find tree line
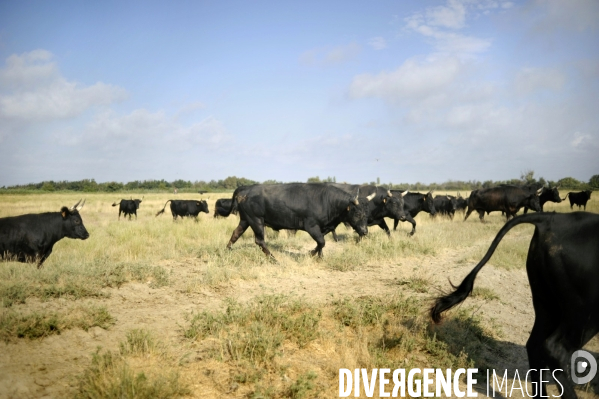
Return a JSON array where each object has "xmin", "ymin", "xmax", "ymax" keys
[{"xmin": 1, "ymin": 172, "xmax": 597, "ymax": 193}]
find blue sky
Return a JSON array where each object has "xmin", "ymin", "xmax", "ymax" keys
[{"xmin": 0, "ymin": 0, "xmax": 597, "ymax": 186}]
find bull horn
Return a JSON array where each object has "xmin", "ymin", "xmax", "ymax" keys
[
  {"xmin": 366, "ymin": 193, "xmax": 376, "ymax": 202},
  {"xmin": 70, "ymin": 199, "xmax": 84, "ymax": 211},
  {"xmin": 387, "ymin": 190, "xmax": 392, "ymax": 197},
  {"xmin": 353, "ymin": 189, "xmax": 360, "ymax": 205},
  {"xmin": 401, "ymin": 190, "xmax": 409, "ymax": 197},
  {"xmin": 536, "ymin": 188, "xmax": 543, "ymax": 196}
]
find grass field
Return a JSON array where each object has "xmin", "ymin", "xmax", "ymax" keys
[{"xmin": 0, "ymin": 191, "xmax": 597, "ymax": 398}]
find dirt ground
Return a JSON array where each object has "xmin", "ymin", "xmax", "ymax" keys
[{"xmin": 1, "ymin": 238, "xmax": 598, "ymax": 398}]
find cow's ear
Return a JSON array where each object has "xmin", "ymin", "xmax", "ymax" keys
[{"xmin": 61, "ymin": 207, "xmax": 69, "ymax": 219}]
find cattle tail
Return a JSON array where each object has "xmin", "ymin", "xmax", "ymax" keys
[{"xmin": 431, "ymin": 212, "xmax": 599, "ymax": 399}]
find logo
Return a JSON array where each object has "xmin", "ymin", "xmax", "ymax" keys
[{"xmin": 571, "ymin": 350, "xmax": 597, "ymax": 385}]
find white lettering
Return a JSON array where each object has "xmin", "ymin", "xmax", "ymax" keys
[
  {"xmin": 392, "ymin": 369, "xmax": 405, "ymax": 397},
  {"xmin": 437, "ymin": 369, "xmax": 452, "ymax": 397},
  {"xmin": 408, "ymin": 368, "xmax": 421, "ymax": 397},
  {"xmin": 492, "ymin": 369, "xmax": 508, "ymax": 397},
  {"xmin": 362, "ymin": 368, "xmax": 377, "ymax": 397},
  {"xmin": 510, "ymin": 369, "xmax": 524, "ymax": 397},
  {"xmin": 454, "ymin": 368, "xmax": 465, "ymax": 397},
  {"xmin": 339, "ymin": 369, "xmax": 352, "ymax": 397},
  {"xmin": 423, "ymin": 369, "xmax": 434, "ymax": 397},
  {"xmin": 525, "ymin": 369, "xmax": 538, "ymax": 397},
  {"xmin": 540, "ymin": 369, "xmax": 550, "ymax": 398},
  {"xmin": 467, "ymin": 368, "xmax": 478, "ymax": 397},
  {"xmin": 552, "ymin": 369, "xmax": 564, "ymax": 398},
  {"xmin": 379, "ymin": 368, "xmax": 390, "ymax": 397}
]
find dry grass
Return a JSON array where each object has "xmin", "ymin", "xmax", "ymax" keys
[{"xmin": 0, "ymin": 190, "xmax": 597, "ymax": 397}]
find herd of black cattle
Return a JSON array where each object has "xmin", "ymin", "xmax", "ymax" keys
[{"xmin": 0, "ymin": 183, "xmax": 596, "ymax": 398}]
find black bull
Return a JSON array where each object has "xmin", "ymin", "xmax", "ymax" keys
[
  {"xmin": 464, "ymin": 186, "xmax": 542, "ymax": 222},
  {"xmin": 225, "ymin": 183, "xmax": 369, "ymax": 259},
  {"xmin": 563, "ymin": 190, "xmax": 592, "ymax": 211},
  {"xmin": 431, "ymin": 212, "xmax": 599, "ymax": 399},
  {"xmin": 156, "ymin": 199, "xmax": 209, "ymax": 221},
  {"xmin": 0, "ymin": 200, "xmax": 89, "ymax": 268},
  {"xmin": 112, "ymin": 198, "xmax": 142, "ymax": 220}
]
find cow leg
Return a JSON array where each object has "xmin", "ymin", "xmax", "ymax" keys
[
  {"xmin": 526, "ymin": 307, "xmax": 557, "ymax": 398},
  {"xmin": 377, "ymin": 219, "xmax": 391, "ymax": 236},
  {"xmin": 404, "ymin": 214, "xmax": 416, "ymax": 236},
  {"xmin": 304, "ymin": 224, "xmax": 325, "ymax": 257},
  {"xmin": 248, "ymin": 219, "xmax": 274, "ymax": 259},
  {"xmin": 227, "ymin": 220, "xmax": 250, "ymax": 249},
  {"xmin": 477, "ymin": 210, "xmax": 485, "ymax": 222},
  {"xmin": 464, "ymin": 206, "xmax": 473, "ymax": 221},
  {"xmin": 524, "ymin": 206, "xmax": 529, "ymax": 214},
  {"xmin": 331, "ymin": 229, "xmax": 339, "ymax": 242},
  {"xmin": 393, "ymin": 218, "xmax": 399, "ymax": 231},
  {"xmin": 544, "ymin": 321, "xmax": 597, "ymax": 399}
]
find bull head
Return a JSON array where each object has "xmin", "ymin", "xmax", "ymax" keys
[{"xmin": 70, "ymin": 199, "xmax": 85, "ymax": 212}]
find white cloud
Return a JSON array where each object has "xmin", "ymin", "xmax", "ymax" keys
[
  {"xmin": 349, "ymin": 56, "xmax": 463, "ymax": 104},
  {"xmin": 533, "ymin": 0, "xmax": 599, "ymax": 32},
  {"xmin": 425, "ymin": 0, "xmax": 467, "ymax": 29},
  {"xmin": 0, "ymin": 50, "xmax": 128, "ymax": 122},
  {"xmin": 368, "ymin": 37, "xmax": 387, "ymax": 50},
  {"xmin": 514, "ymin": 67, "xmax": 566, "ymax": 94},
  {"xmin": 571, "ymin": 132, "xmax": 592, "ymax": 148}
]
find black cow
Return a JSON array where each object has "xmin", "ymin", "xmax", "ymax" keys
[
  {"xmin": 112, "ymin": 197, "xmax": 143, "ymax": 220},
  {"xmin": 464, "ymin": 186, "xmax": 542, "ymax": 222},
  {"xmin": 563, "ymin": 190, "xmax": 592, "ymax": 211},
  {"xmin": 433, "ymin": 195, "xmax": 459, "ymax": 220},
  {"xmin": 454, "ymin": 192, "xmax": 468, "ymax": 214},
  {"xmin": 431, "ymin": 212, "xmax": 599, "ymax": 399},
  {"xmin": 156, "ymin": 199, "xmax": 209, "ymax": 221},
  {"xmin": 214, "ymin": 198, "xmax": 234, "ymax": 218},
  {"xmin": 225, "ymin": 183, "xmax": 369, "ymax": 259},
  {"xmin": 524, "ymin": 186, "xmax": 562, "ymax": 214},
  {"xmin": 391, "ymin": 190, "xmax": 435, "ymax": 236},
  {"xmin": 327, "ymin": 184, "xmax": 406, "ymax": 237},
  {"xmin": 0, "ymin": 200, "xmax": 89, "ymax": 268}
]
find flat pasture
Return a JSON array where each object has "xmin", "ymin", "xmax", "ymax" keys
[{"xmin": 0, "ymin": 192, "xmax": 597, "ymax": 398}]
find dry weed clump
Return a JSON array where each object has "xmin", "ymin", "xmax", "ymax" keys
[{"xmin": 73, "ymin": 329, "xmax": 190, "ymax": 399}]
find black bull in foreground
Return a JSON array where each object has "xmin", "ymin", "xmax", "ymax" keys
[
  {"xmin": 0, "ymin": 200, "xmax": 89, "ymax": 268},
  {"xmin": 431, "ymin": 212, "xmax": 599, "ymax": 399},
  {"xmin": 156, "ymin": 199, "xmax": 209, "ymax": 221},
  {"xmin": 225, "ymin": 183, "xmax": 370, "ymax": 259}
]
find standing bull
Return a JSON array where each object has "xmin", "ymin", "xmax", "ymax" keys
[
  {"xmin": 523, "ymin": 186, "xmax": 562, "ymax": 214},
  {"xmin": 0, "ymin": 200, "xmax": 89, "ymax": 268},
  {"xmin": 225, "ymin": 183, "xmax": 369, "ymax": 259},
  {"xmin": 214, "ymin": 198, "xmax": 235, "ymax": 218},
  {"xmin": 431, "ymin": 212, "xmax": 599, "ymax": 399},
  {"xmin": 563, "ymin": 190, "xmax": 592, "ymax": 211},
  {"xmin": 156, "ymin": 199, "xmax": 209, "ymax": 221},
  {"xmin": 112, "ymin": 197, "xmax": 143, "ymax": 220},
  {"xmin": 464, "ymin": 186, "xmax": 542, "ymax": 222}
]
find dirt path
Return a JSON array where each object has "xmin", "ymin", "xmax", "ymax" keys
[{"xmin": 1, "ymin": 246, "xmax": 597, "ymax": 398}]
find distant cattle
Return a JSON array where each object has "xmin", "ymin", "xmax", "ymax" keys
[
  {"xmin": 112, "ymin": 198, "xmax": 143, "ymax": 220},
  {"xmin": 433, "ymin": 195, "xmax": 458, "ymax": 220},
  {"xmin": 464, "ymin": 186, "xmax": 542, "ymax": 222},
  {"xmin": 431, "ymin": 212, "xmax": 599, "ymax": 399},
  {"xmin": 0, "ymin": 200, "xmax": 89, "ymax": 268},
  {"xmin": 523, "ymin": 186, "xmax": 562, "ymax": 214},
  {"xmin": 454, "ymin": 192, "xmax": 468, "ymax": 214},
  {"xmin": 156, "ymin": 199, "xmax": 209, "ymax": 221},
  {"xmin": 225, "ymin": 183, "xmax": 370, "ymax": 259},
  {"xmin": 214, "ymin": 198, "xmax": 235, "ymax": 218},
  {"xmin": 391, "ymin": 190, "xmax": 435, "ymax": 236},
  {"xmin": 563, "ymin": 190, "xmax": 592, "ymax": 211}
]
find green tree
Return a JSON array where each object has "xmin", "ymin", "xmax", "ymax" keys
[
  {"xmin": 307, "ymin": 176, "xmax": 321, "ymax": 183},
  {"xmin": 589, "ymin": 175, "xmax": 599, "ymax": 189}
]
